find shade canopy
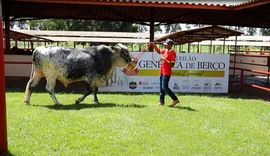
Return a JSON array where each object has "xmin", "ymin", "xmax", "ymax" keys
[
  {"xmin": 155, "ymin": 25, "xmax": 244, "ymax": 44},
  {"xmin": 3, "ymin": 28, "xmax": 54, "ymax": 42},
  {"xmin": 3, "ymin": 0, "xmax": 270, "ymax": 28}
]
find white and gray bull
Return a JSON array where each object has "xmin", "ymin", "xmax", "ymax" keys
[{"xmin": 23, "ymin": 43, "xmax": 133, "ymax": 105}]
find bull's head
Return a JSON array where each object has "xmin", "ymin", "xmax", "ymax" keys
[{"xmin": 112, "ymin": 43, "xmax": 133, "ymax": 66}]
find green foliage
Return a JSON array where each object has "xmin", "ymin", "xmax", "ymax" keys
[
  {"xmin": 164, "ymin": 23, "xmax": 182, "ymax": 33},
  {"xmin": 260, "ymin": 28, "xmax": 270, "ymax": 36},
  {"xmin": 5, "ymin": 91, "xmax": 270, "ymax": 155},
  {"xmin": 154, "ymin": 25, "xmax": 162, "ymax": 33},
  {"xmin": 246, "ymin": 27, "xmax": 257, "ymax": 36},
  {"xmin": 10, "ymin": 20, "xmax": 29, "ymax": 29},
  {"xmin": 28, "ymin": 19, "xmax": 141, "ymax": 32}
]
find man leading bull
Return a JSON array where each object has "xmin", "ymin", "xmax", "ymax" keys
[{"xmin": 148, "ymin": 39, "xmax": 180, "ymax": 107}]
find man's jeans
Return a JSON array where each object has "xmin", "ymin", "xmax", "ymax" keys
[{"xmin": 160, "ymin": 74, "xmax": 178, "ymax": 104}]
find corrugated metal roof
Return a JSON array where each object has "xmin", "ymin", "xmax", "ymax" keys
[
  {"xmin": 5, "ymin": 0, "xmax": 270, "ymax": 28},
  {"xmin": 133, "ymin": 0, "xmax": 253, "ymax": 6}
]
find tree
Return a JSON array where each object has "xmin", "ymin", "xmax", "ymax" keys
[
  {"xmin": 25, "ymin": 19, "xmax": 144, "ymax": 46},
  {"xmin": 185, "ymin": 24, "xmax": 192, "ymax": 30},
  {"xmin": 136, "ymin": 24, "xmax": 148, "ymax": 33},
  {"xmin": 260, "ymin": 28, "xmax": 270, "ymax": 36},
  {"xmin": 9, "ymin": 19, "xmax": 28, "ymax": 29},
  {"xmin": 260, "ymin": 28, "xmax": 270, "ymax": 50},
  {"xmin": 28, "ymin": 19, "xmax": 140, "ymax": 32},
  {"xmin": 246, "ymin": 27, "xmax": 257, "ymax": 36},
  {"xmin": 154, "ymin": 25, "xmax": 162, "ymax": 33},
  {"xmin": 164, "ymin": 23, "xmax": 182, "ymax": 33}
]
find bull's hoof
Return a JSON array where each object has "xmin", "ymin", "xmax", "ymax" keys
[
  {"xmin": 23, "ymin": 100, "xmax": 30, "ymax": 105},
  {"xmin": 75, "ymin": 99, "xmax": 81, "ymax": 105},
  {"xmin": 93, "ymin": 100, "xmax": 99, "ymax": 104}
]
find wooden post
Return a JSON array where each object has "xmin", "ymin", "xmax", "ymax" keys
[
  {"xmin": 197, "ymin": 42, "xmax": 199, "ymax": 53},
  {"xmin": 223, "ymin": 38, "xmax": 225, "ymax": 54},
  {"xmin": 3, "ymin": 0, "xmax": 10, "ymax": 54},
  {"xmin": 233, "ymin": 36, "xmax": 238, "ymax": 77},
  {"xmin": 267, "ymin": 57, "xmax": 270, "ymax": 84},
  {"xmin": 0, "ymin": 0, "xmax": 8, "ymax": 153},
  {"xmin": 210, "ymin": 40, "xmax": 212, "ymax": 53},
  {"xmin": 149, "ymin": 8, "xmax": 155, "ymax": 52},
  {"xmin": 240, "ymin": 69, "xmax": 244, "ymax": 93},
  {"xmin": 4, "ymin": 21, "xmax": 10, "ymax": 54},
  {"xmin": 30, "ymin": 41, "xmax": 33, "ymax": 50}
]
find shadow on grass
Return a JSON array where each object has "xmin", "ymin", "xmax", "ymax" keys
[
  {"xmin": 172, "ymin": 105, "xmax": 198, "ymax": 112},
  {"xmin": 6, "ymin": 87, "xmax": 270, "ymax": 102},
  {"xmin": 0, "ymin": 151, "xmax": 15, "ymax": 156},
  {"xmin": 6, "ymin": 77, "xmax": 270, "ymax": 102},
  {"xmin": 32, "ymin": 103, "xmax": 146, "ymax": 110}
]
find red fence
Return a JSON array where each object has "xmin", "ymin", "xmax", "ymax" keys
[
  {"xmin": 229, "ymin": 50, "xmax": 270, "ymax": 55},
  {"xmin": 230, "ymin": 67, "xmax": 270, "ymax": 93},
  {"xmin": 229, "ymin": 51, "xmax": 270, "ymax": 93}
]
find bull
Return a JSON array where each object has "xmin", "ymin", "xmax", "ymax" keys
[{"xmin": 23, "ymin": 43, "xmax": 133, "ymax": 105}]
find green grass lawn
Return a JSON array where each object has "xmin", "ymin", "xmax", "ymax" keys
[{"xmin": 3, "ymin": 91, "xmax": 270, "ymax": 156}]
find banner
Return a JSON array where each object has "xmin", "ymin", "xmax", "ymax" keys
[{"xmin": 99, "ymin": 52, "xmax": 230, "ymax": 93}]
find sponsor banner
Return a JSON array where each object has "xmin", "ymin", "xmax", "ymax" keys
[
  {"xmin": 137, "ymin": 69, "xmax": 224, "ymax": 77},
  {"xmin": 99, "ymin": 52, "xmax": 230, "ymax": 93}
]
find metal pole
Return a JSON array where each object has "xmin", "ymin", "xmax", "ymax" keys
[
  {"xmin": 233, "ymin": 36, "xmax": 238, "ymax": 77},
  {"xmin": 267, "ymin": 57, "xmax": 270, "ymax": 84},
  {"xmin": 3, "ymin": 0, "xmax": 10, "ymax": 54},
  {"xmin": 223, "ymin": 38, "xmax": 225, "ymax": 54},
  {"xmin": 4, "ymin": 22, "xmax": 10, "ymax": 54},
  {"xmin": 197, "ymin": 42, "xmax": 199, "ymax": 53},
  {"xmin": 210, "ymin": 40, "xmax": 212, "ymax": 53},
  {"xmin": 240, "ymin": 69, "xmax": 243, "ymax": 93},
  {"xmin": 149, "ymin": 8, "xmax": 155, "ymax": 52},
  {"xmin": 0, "ymin": 0, "xmax": 8, "ymax": 153}
]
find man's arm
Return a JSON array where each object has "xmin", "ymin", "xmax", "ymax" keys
[
  {"xmin": 161, "ymin": 56, "xmax": 175, "ymax": 67},
  {"xmin": 147, "ymin": 42, "xmax": 161, "ymax": 54}
]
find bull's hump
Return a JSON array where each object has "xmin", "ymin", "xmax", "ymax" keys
[{"xmin": 97, "ymin": 45, "xmax": 109, "ymax": 51}]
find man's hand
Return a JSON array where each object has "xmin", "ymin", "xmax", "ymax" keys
[
  {"xmin": 147, "ymin": 42, "xmax": 160, "ymax": 54},
  {"xmin": 147, "ymin": 42, "xmax": 153, "ymax": 48},
  {"xmin": 161, "ymin": 56, "xmax": 175, "ymax": 67},
  {"xmin": 160, "ymin": 56, "xmax": 166, "ymax": 61}
]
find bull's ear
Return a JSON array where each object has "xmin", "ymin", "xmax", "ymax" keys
[
  {"xmin": 111, "ymin": 44, "xmax": 121, "ymax": 53},
  {"xmin": 111, "ymin": 46, "xmax": 116, "ymax": 52}
]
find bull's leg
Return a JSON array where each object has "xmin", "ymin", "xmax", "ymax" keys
[
  {"xmin": 93, "ymin": 86, "xmax": 99, "ymax": 103},
  {"xmin": 75, "ymin": 84, "xmax": 92, "ymax": 104},
  {"xmin": 23, "ymin": 70, "xmax": 42, "ymax": 105},
  {"xmin": 45, "ymin": 78, "xmax": 61, "ymax": 105}
]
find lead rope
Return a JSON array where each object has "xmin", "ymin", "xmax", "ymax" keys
[
  {"xmin": 152, "ymin": 50, "xmax": 161, "ymax": 62},
  {"xmin": 151, "ymin": 45, "xmax": 162, "ymax": 62},
  {"xmin": 131, "ymin": 45, "xmax": 161, "ymax": 62},
  {"xmin": 135, "ymin": 46, "xmax": 147, "ymax": 60}
]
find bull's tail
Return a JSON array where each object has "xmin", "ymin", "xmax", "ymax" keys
[
  {"xmin": 23, "ymin": 49, "xmax": 41, "ymax": 104},
  {"xmin": 28, "ymin": 63, "xmax": 35, "ymax": 80},
  {"xmin": 28, "ymin": 49, "xmax": 38, "ymax": 81}
]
